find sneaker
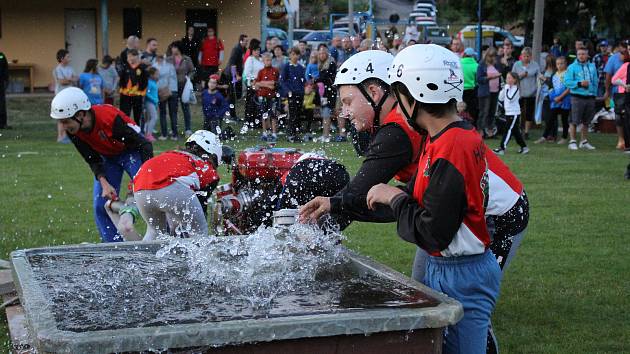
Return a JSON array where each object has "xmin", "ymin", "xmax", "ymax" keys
[
  {"xmin": 557, "ymin": 138, "xmax": 567, "ymax": 145},
  {"xmin": 145, "ymin": 134, "xmax": 156, "ymax": 142},
  {"xmin": 534, "ymin": 137, "xmax": 547, "ymax": 144},
  {"xmin": 334, "ymin": 135, "xmax": 348, "ymax": 142},
  {"xmin": 568, "ymin": 140, "xmax": 578, "ymax": 150},
  {"xmin": 492, "ymin": 148, "xmax": 505, "ymax": 155},
  {"xmin": 185, "ymin": 130, "xmax": 193, "ymax": 138},
  {"xmin": 624, "ymin": 148, "xmax": 630, "ymax": 155},
  {"xmin": 170, "ymin": 136, "xmax": 178, "ymax": 141},
  {"xmin": 260, "ymin": 134, "xmax": 268, "ymax": 142},
  {"xmin": 518, "ymin": 147, "xmax": 530, "ymax": 154},
  {"xmin": 57, "ymin": 136, "xmax": 71, "ymax": 144},
  {"xmin": 269, "ymin": 134, "xmax": 277, "ymax": 143},
  {"xmin": 579, "ymin": 140, "xmax": 596, "ymax": 150},
  {"xmin": 158, "ymin": 136, "xmax": 168, "ymax": 141},
  {"xmin": 318, "ymin": 135, "xmax": 331, "ymax": 143}
]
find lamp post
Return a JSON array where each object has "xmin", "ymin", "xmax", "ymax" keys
[{"xmin": 477, "ymin": 0, "xmax": 482, "ymax": 61}]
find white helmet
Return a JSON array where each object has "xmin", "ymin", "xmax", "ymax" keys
[
  {"xmin": 333, "ymin": 50, "xmax": 394, "ymax": 87},
  {"xmin": 186, "ymin": 130, "xmax": 222, "ymax": 163},
  {"xmin": 388, "ymin": 44, "xmax": 464, "ymax": 104},
  {"xmin": 50, "ymin": 87, "xmax": 91, "ymax": 119}
]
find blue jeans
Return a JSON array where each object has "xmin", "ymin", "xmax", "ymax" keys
[
  {"xmin": 93, "ymin": 151, "xmax": 143, "ymax": 242},
  {"xmin": 424, "ymin": 250, "xmax": 501, "ymax": 354}
]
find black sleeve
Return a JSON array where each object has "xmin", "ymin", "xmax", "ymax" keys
[
  {"xmin": 197, "ymin": 180, "xmax": 219, "ymax": 216},
  {"xmin": 111, "ymin": 116, "xmax": 154, "ymax": 162},
  {"xmin": 329, "ymin": 124, "xmax": 413, "ymax": 222},
  {"xmin": 69, "ymin": 134, "xmax": 106, "ymax": 180},
  {"xmin": 390, "ymin": 158, "xmax": 467, "ymax": 253}
]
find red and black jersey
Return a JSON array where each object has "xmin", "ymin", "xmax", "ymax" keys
[
  {"xmin": 391, "ymin": 120, "xmax": 491, "ymax": 257},
  {"xmin": 133, "ymin": 150, "xmax": 219, "ymax": 192},
  {"xmin": 381, "ymin": 110, "xmax": 424, "ymax": 183},
  {"xmin": 485, "ymin": 147, "xmax": 523, "ymax": 216},
  {"xmin": 69, "ymin": 104, "xmax": 153, "ymax": 179}
]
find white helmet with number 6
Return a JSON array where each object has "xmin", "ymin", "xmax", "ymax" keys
[
  {"xmin": 186, "ymin": 130, "xmax": 223, "ymax": 163},
  {"xmin": 50, "ymin": 87, "xmax": 92, "ymax": 119},
  {"xmin": 387, "ymin": 44, "xmax": 464, "ymax": 104}
]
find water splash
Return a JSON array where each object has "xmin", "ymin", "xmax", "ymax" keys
[{"xmin": 156, "ymin": 224, "xmax": 345, "ymax": 308}]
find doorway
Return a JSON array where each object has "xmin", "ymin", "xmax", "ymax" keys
[
  {"xmin": 65, "ymin": 9, "xmax": 97, "ymax": 75},
  {"xmin": 185, "ymin": 9, "xmax": 218, "ymax": 41}
]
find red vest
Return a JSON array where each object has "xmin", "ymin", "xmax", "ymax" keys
[
  {"xmin": 413, "ymin": 124, "xmax": 491, "ymax": 257},
  {"xmin": 382, "ymin": 109, "xmax": 424, "ymax": 183},
  {"xmin": 74, "ymin": 105, "xmax": 138, "ymax": 157},
  {"xmin": 133, "ymin": 150, "xmax": 219, "ymax": 192}
]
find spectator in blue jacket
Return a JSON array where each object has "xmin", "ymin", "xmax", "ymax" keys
[
  {"xmin": 280, "ymin": 47, "xmax": 306, "ymax": 142},
  {"xmin": 202, "ymin": 74, "xmax": 228, "ymax": 135},
  {"xmin": 564, "ymin": 48, "xmax": 598, "ymax": 150}
]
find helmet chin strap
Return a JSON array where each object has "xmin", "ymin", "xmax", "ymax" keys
[
  {"xmin": 356, "ymin": 84, "xmax": 390, "ymax": 132},
  {"xmin": 393, "ymin": 90, "xmax": 424, "ymax": 133}
]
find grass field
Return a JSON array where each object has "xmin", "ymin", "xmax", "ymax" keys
[{"xmin": 1, "ymin": 96, "xmax": 629, "ymax": 353}]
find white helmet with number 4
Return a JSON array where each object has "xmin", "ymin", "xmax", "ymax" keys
[
  {"xmin": 387, "ymin": 44, "xmax": 464, "ymax": 104},
  {"xmin": 186, "ymin": 130, "xmax": 223, "ymax": 163},
  {"xmin": 50, "ymin": 87, "xmax": 92, "ymax": 119},
  {"xmin": 334, "ymin": 50, "xmax": 394, "ymax": 87}
]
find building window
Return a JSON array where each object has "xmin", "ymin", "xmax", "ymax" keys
[{"xmin": 123, "ymin": 8, "xmax": 142, "ymax": 38}]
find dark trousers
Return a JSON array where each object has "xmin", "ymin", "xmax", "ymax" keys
[
  {"xmin": 500, "ymin": 114, "xmax": 527, "ymax": 149},
  {"xmin": 478, "ymin": 92, "xmax": 499, "ymax": 133},
  {"xmin": 159, "ymin": 92, "xmax": 179, "ymax": 137},
  {"xmin": 303, "ymin": 108, "xmax": 316, "ymax": 132},
  {"xmin": 463, "ymin": 88, "xmax": 478, "ymax": 124},
  {"xmin": 520, "ymin": 96, "xmax": 536, "ymax": 123},
  {"xmin": 244, "ymin": 87, "xmax": 259, "ymax": 128},
  {"xmin": 541, "ymin": 100, "xmax": 554, "ymax": 139},
  {"xmin": 0, "ymin": 81, "xmax": 7, "ymax": 128},
  {"xmin": 120, "ymin": 95, "xmax": 144, "ymax": 128},
  {"xmin": 548, "ymin": 108, "xmax": 570, "ymax": 140},
  {"xmin": 287, "ymin": 95, "xmax": 303, "ymax": 137},
  {"xmin": 203, "ymin": 118, "xmax": 221, "ymax": 135}
]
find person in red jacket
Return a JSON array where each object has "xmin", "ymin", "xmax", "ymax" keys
[
  {"xmin": 198, "ymin": 27, "xmax": 224, "ymax": 87},
  {"xmin": 367, "ymin": 44, "xmax": 501, "ymax": 354},
  {"xmin": 50, "ymin": 87, "xmax": 153, "ymax": 242},
  {"xmin": 133, "ymin": 130, "xmax": 222, "ymax": 239}
]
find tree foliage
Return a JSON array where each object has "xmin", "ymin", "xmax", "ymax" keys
[{"xmin": 438, "ymin": 0, "xmax": 630, "ymax": 45}]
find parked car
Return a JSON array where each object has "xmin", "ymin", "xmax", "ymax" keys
[
  {"xmin": 291, "ymin": 28, "xmax": 313, "ymax": 46},
  {"xmin": 425, "ymin": 26, "xmax": 450, "ymax": 46},
  {"xmin": 266, "ymin": 27, "xmax": 289, "ymax": 50},
  {"xmin": 457, "ymin": 25, "xmax": 524, "ymax": 51},
  {"xmin": 302, "ymin": 30, "xmax": 350, "ymax": 50}
]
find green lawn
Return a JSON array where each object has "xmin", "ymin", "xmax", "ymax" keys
[{"xmin": 1, "ymin": 96, "xmax": 629, "ymax": 353}]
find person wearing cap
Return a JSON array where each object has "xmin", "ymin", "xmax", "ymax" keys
[
  {"xmin": 50, "ymin": 87, "xmax": 154, "ymax": 242},
  {"xmin": 593, "ymin": 40, "xmax": 610, "ymax": 101},
  {"xmin": 133, "ymin": 130, "xmax": 222, "ymax": 240},
  {"xmin": 202, "ymin": 74, "xmax": 228, "ymax": 135},
  {"xmin": 299, "ymin": 50, "xmax": 421, "ymax": 224},
  {"xmin": 461, "ymin": 47, "xmax": 479, "ymax": 124},
  {"xmin": 365, "ymin": 44, "xmax": 502, "ymax": 354}
]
